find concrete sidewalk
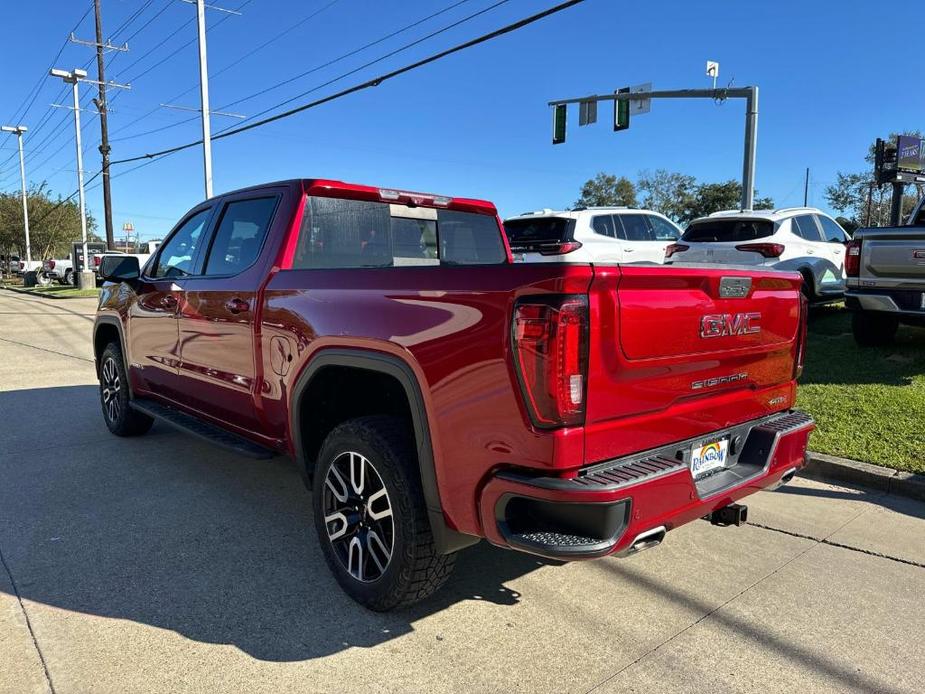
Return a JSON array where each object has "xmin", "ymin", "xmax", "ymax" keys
[{"xmin": 1, "ymin": 291, "xmax": 923, "ymax": 694}]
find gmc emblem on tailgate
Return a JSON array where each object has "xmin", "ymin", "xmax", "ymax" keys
[{"xmin": 700, "ymin": 312, "xmax": 761, "ymax": 338}]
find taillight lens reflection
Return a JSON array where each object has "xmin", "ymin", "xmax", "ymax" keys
[{"xmin": 512, "ymin": 296, "xmax": 589, "ymax": 428}]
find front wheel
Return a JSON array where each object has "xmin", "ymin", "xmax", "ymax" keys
[
  {"xmin": 99, "ymin": 342, "xmax": 153, "ymax": 436},
  {"xmin": 313, "ymin": 415, "xmax": 455, "ymax": 611}
]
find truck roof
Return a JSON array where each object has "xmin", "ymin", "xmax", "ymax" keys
[{"xmin": 212, "ymin": 178, "xmax": 498, "ymax": 216}]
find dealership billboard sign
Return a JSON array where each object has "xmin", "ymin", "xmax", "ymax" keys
[{"xmin": 897, "ymin": 135, "xmax": 925, "ymax": 173}]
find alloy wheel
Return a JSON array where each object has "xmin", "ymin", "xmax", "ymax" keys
[
  {"xmin": 101, "ymin": 356, "xmax": 122, "ymax": 424},
  {"xmin": 322, "ymin": 451, "xmax": 395, "ymax": 582}
]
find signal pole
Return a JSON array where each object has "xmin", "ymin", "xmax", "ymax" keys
[
  {"xmin": 549, "ymin": 87, "xmax": 760, "ymax": 211},
  {"xmin": 803, "ymin": 168, "xmax": 810, "ymax": 207}
]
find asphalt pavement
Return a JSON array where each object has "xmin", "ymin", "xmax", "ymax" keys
[{"xmin": 1, "ymin": 290, "xmax": 923, "ymax": 694}]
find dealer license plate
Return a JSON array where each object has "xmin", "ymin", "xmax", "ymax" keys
[{"xmin": 690, "ymin": 439, "xmax": 729, "ymax": 479}]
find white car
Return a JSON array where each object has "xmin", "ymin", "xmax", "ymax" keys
[
  {"xmin": 665, "ymin": 207, "xmax": 849, "ymax": 301},
  {"xmin": 503, "ymin": 207, "xmax": 682, "ymax": 264}
]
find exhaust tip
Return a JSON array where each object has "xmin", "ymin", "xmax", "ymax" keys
[{"xmin": 626, "ymin": 526, "xmax": 667, "ymax": 555}]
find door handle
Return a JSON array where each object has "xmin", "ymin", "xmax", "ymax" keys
[{"xmin": 225, "ymin": 297, "xmax": 250, "ymax": 314}]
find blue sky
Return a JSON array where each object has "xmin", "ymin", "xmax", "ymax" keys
[{"xmin": 1, "ymin": 0, "xmax": 923, "ymax": 242}]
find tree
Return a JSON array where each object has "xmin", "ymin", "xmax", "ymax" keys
[
  {"xmin": 575, "ymin": 172, "xmax": 637, "ymax": 208},
  {"xmin": 682, "ymin": 180, "xmax": 774, "ymax": 221},
  {"xmin": 825, "ymin": 131, "xmax": 924, "ymax": 226},
  {"xmin": 637, "ymin": 170, "xmax": 773, "ymax": 224},
  {"xmin": 637, "ymin": 169, "xmax": 696, "ymax": 222},
  {"xmin": 0, "ymin": 183, "xmax": 97, "ymax": 261}
]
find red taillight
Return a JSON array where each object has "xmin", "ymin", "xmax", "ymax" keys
[
  {"xmin": 512, "ymin": 296, "xmax": 589, "ymax": 428},
  {"xmin": 93, "ymin": 255, "xmax": 102, "ymax": 267},
  {"xmin": 845, "ymin": 239, "xmax": 862, "ymax": 277},
  {"xmin": 665, "ymin": 243, "xmax": 689, "ymax": 258},
  {"xmin": 537, "ymin": 241, "xmax": 582, "ymax": 256},
  {"xmin": 19, "ymin": 262, "xmax": 24, "ymax": 270},
  {"xmin": 794, "ymin": 291, "xmax": 808, "ymax": 379},
  {"xmin": 735, "ymin": 243, "xmax": 785, "ymax": 258},
  {"xmin": 47, "ymin": 260, "xmax": 56, "ymax": 269}
]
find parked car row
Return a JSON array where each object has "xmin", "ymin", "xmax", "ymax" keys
[
  {"xmin": 92, "ymin": 178, "xmax": 815, "ymax": 611},
  {"xmin": 504, "ymin": 205, "xmax": 851, "ymax": 304}
]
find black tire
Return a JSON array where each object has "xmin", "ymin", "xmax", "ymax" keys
[
  {"xmin": 312, "ymin": 415, "xmax": 455, "ymax": 611},
  {"xmin": 64, "ymin": 269, "xmax": 73, "ymax": 286},
  {"xmin": 800, "ymin": 273, "xmax": 815, "ymax": 304},
  {"xmin": 99, "ymin": 342, "xmax": 154, "ymax": 436},
  {"xmin": 852, "ymin": 311, "xmax": 899, "ymax": 347}
]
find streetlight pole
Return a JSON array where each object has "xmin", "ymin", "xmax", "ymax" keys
[
  {"xmin": 50, "ymin": 67, "xmax": 94, "ymax": 290},
  {"xmin": 1, "ymin": 125, "xmax": 31, "ymax": 267}
]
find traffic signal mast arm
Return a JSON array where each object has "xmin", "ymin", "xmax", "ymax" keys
[{"xmin": 548, "ymin": 86, "xmax": 759, "ymax": 211}]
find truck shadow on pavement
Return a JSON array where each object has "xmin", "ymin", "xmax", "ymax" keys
[{"xmin": 0, "ymin": 385, "xmax": 555, "ymax": 662}]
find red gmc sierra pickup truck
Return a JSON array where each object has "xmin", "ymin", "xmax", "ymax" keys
[{"xmin": 94, "ymin": 179, "xmax": 814, "ymax": 610}]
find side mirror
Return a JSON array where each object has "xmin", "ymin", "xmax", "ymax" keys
[{"xmin": 99, "ymin": 254, "xmax": 140, "ymax": 282}]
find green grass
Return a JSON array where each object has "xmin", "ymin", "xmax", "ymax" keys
[{"xmin": 797, "ymin": 304, "xmax": 925, "ymax": 473}]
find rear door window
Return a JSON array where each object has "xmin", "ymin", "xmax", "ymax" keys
[
  {"xmin": 682, "ymin": 219, "xmax": 775, "ymax": 242},
  {"xmin": 619, "ymin": 214, "xmax": 654, "ymax": 241},
  {"xmin": 203, "ymin": 197, "xmax": 278, "ymax": 276},
  {"xmin": 504, "ymin": 217, "xmax": 575, "ymax": 249},
  {"xmin": 294, "ymin": 196, "xmax": 506, "ymax": 268},
  {"xmin": 792, "ymin": 215, "xmax": 823, "ymax": 241}
]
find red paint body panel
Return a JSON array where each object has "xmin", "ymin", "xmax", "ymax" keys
[{"xmin": 96, "ymin": 178, "xmax": 811, "ymax": 555}]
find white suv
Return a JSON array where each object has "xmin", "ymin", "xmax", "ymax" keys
[
  {"xmin": 665, "ymin": 207, "xmax": 849, "ymax": 301},
  {"xmin": 503, "ymin": 207, "xmax": 682, "ymax": 265}
]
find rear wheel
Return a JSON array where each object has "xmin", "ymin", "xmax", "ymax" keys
[
  {"xmin": 99, "ymin": 342, "xmax": 153, "ymax": 436},
  {"xmin": 64, "ymin": 269, "xmax": 73, "ymax": 286},
  {"xmin": 852, "ymin": 311, "xmax": 899, "ymax": 347},
  {"xmin": 36, "ymin": 272, "xmax": 52, "ymax": 287},
  {"xmin": 313, "ymin": 415, "xmax": 455, "ymax": 611}
]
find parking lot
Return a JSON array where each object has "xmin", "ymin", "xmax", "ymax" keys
[{"xmin": 1, "ymin": 289, "xmax": 923, "ymax": 694}]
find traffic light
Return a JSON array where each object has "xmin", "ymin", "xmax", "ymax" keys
[
  {"xmin": 614, "ymin": 87, "xmax": 630, "ymax": 131},
  {"xmin": 552, "ymin": 103, "xmax": 567, "ymax": 145}
]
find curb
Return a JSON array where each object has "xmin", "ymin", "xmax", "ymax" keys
[
  {"xmin": 801, "ymin": 451, "xmax": 925, "ymax": 502},
  {"xmin": 0, "ymin": 285, "xmax": 97, "ymax": 300}
]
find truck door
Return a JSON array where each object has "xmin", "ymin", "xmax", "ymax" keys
[
  {"xmin": 175, "ymin": 190, "xmax": 284, "ymax": 433},
  {"xmin": 129, "ymin": 206, "xmax": 213, "ymax": 399}
]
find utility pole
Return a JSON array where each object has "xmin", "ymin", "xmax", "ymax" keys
[
  {"xmin": 196, "ymin": 0, "xmax": 213, "ymax": 199},
  {"xmin": 1, "ymin": 126, "xmax": 31, "ymax": 267},
  {"xmin": 70, "ymin": 1, "xmax": 128, "ymax": 251},
  {"xmin": 803, "ymin": 168, "xmax": 810, "ymax": 207},
  {"xmin": 94, "ymin": 0, "xmax": 114, "ymax": 250},
  {"xmin": 176, "ymin": 0, "xmax": 240, "ymax": 199}
]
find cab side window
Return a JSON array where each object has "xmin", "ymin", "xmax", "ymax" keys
[
  {"xmin": 152, "ymin": 209, "xmax": 211, "ymax": 278},
  {"xmin": 792, "ymin": 215, "xmax": 822, "ymax": 241},
  {"xmin": 204, "ymin": 197, "xmax": 278, "ymax": 276}
]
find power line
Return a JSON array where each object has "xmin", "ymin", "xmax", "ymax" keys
[
  {"xmin": 110, "ymin": 0, "xmax": 587, "ymax": 166},
  {"xmin": 109, "ymin": 0, "xmax": 490, "ymax": 141}
]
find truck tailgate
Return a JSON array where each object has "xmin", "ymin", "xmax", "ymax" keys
[
  {"xmin": 584, "ymin": 265, "xmax": 802, "ymax": 463},
  {"xmin": 862, "ymin": 230, "xmax": 925, "ymax": 285}
]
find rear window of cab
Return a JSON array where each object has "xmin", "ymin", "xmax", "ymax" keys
[
  {"xmin": 682, "ymin": 218, "xmax": 775, "ymax": 242},
  {"xmin": 293, "ymin": 196, "xmax": 507, "ymax": 268},
  {"xmin": 503, "ymin": 217, "xmax": 575, "ymax": 249}
]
